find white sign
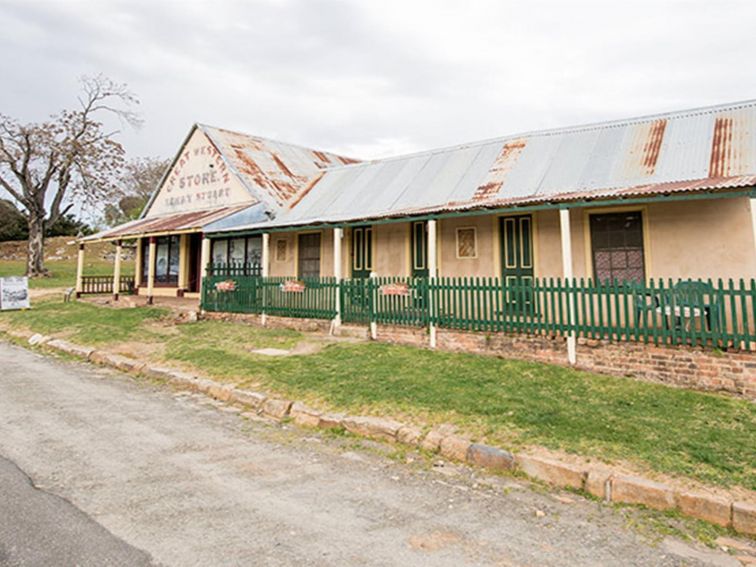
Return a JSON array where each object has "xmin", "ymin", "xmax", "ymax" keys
[{"xmin": 0, "ymin": 277, "xmax": 30, "ymax": 310}]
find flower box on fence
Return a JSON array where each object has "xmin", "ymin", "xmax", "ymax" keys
[
  {"xmin": 281, "ymin": 280, "xmax": 306, "ymax": 293},
  {"xmin": 214, "ymin": 279, "xmax": 237, "ymax": 292},
  {"xmin": 380, "ymin": 282, "xmax": 411, "ymax": 296}
]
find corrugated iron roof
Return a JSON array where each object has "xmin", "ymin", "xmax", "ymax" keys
[
  {"xmin": 198, "ymin": 124, "xmax": 357, "ymax": 210},
  {"xmin": 84, "ymin": 205, "xmax": 248, "ymax": 241},
  {"xmin": 208, "ymin": 99, "xmax": 756, "ymax": 233}
]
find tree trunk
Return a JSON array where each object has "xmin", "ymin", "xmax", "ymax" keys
[{"xmin": 26, "ymin": 216, "xmax": 47, "ymax": 277}]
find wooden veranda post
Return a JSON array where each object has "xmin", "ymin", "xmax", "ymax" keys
[
  {"xmin": 112, "ymin": 239, "xmax": 122, "ymax": 301},
  {"xmin": 333, "ymin": 227, "xmax": 343, "ymax": 329},
  {"xmin": 428, "ymin": 219, "xmax": 438, "ymax": 348},
  {"xmin": 559, "ymin": 208, "xmax": 577, "ymax": 364},
  {"xmin": 146, "ymin": 236, "xmax": 156, "ymax": 305},
  {"xmin": 261, "ymin": 232, "xmax": 270, "ymax": 326},
  {"xmin": 75, "ymin": 243, "xmax": 85, "ymax": 298},
  {"xmin": 199, "ymin": 234, "xmax": 211, "ymax": 294}
]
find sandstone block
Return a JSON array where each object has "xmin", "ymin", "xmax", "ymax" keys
[
  {"xmin": 207, "ymin": 383, "xmax": 233, "ymax": 402},
  {"xmin": 420, "ymin": 430, "xmax": 445, "ymax": 453},
  {"xmin": 229, "ymin": 389, "xmax": 267, "ymax": 410},
  {"xmin": 733, "ymin": 501, "xmax": 756, "ymax": 535},
  {"xmin": 290, "ymin": 402, "xmax": 322, "ymax": 428},
  {"xmin": 516, "ymin": 454, "xmax": 586, "ymax": 490},
  {"xmin": 611, "ymin": 475, "xmax": 675, "ymax": 511},
  {"xmin": 317, "ymin": 413, "xmax": 345, "ymax": 430},
  {"xmin": 466, "ymin": 443, "xmax": 515, "ymax": 471},
  {"xmin": 90, "ymin": 351, "xmax": 145, "ymax": 373},
  {"xmin": 439, "ymin": 435, "xmax": 471, "ymax": 462},
  {"xmin": 47, "ymin": 339, "xmax": 94, "ymax": 360},
  {"xmin": 262, "ymin": 398, "xmax": 293, "ymax": 420},
  {"xmin": 343, "ymin": 416, "xmax": 403, "ymax": 442},
  {"xmin": 584, "ymin": 466, "xmax": 613, "ymax": 500},
  {"xmin": 396, "ymin": 426, "xmax": 422, "ymax": 446},
  {"xmin": 677, "ymin": 491, "xmax": 732, "ymax": 527},
  {"xmin": 28, "ymin": 333, "xmax": 50, "ymax": 346}
]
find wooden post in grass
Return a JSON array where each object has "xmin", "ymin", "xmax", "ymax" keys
[
  {"xmin": 559, "ymin": 208, "xmax": 577, "ymax": 365},
  {"xmin": 146, "ymin": 236, "xmax": 156, "ymax": 305},
  {"xmin": 428, "ymin": 219, "xmax": 438, "ymax": 348},
  {"xmin": 333, "ymin": 227, "xmax": 343, "ymax": 329},
  {"xmin": 112, "ymin": 239, "xmax": 122, "ymax": 301},
  {"xmin": 261, "ymin": 232, "xmax": 270, "ymax": 326},
  {"xmin": 75, "ymin": 242, "xmax": 85, "ymax": 298}
]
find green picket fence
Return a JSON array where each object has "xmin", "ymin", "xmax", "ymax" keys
[{"xmin": 202, "ymin": 275, "xmax": 756, "ymax": 351}]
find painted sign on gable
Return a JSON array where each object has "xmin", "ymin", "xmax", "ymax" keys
[{"xmin": 147, "ymin": 129, "xmax": 254, "ymax": 217}]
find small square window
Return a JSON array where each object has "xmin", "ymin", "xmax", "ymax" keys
[
  {"xmin": 456, "ymin": 227, "xmax": 477, "ymax": 259},
  {"xmin": 275, "ymin": 239, "xmax": 288, "ymax": 262}
]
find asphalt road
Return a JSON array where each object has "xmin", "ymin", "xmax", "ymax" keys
[{"xmin": 0, "ymin": 342, "xmax": 740, "ymax": 567}]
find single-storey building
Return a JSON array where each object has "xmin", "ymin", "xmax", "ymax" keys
[{"xmin": 80, "ymin": 100, "xmax": 756, "ymax": 396}]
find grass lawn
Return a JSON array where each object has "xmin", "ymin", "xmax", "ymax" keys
[
  {"xmin": 0, "ymin": 259, "xmax": 134, "ymax": 289},
  {"xmin": 2, "ymin": 298, "xmax": 754, "ymax": 492}
]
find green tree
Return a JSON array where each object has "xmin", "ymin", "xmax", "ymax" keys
[{"xmin": 0, "ymin": 199, "xmax": 28, "ymax": 241}]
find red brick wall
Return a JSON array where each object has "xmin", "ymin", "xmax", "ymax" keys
[{"xmin": 200, "ymin": 312, "xmax": 756, "ymax": 399}]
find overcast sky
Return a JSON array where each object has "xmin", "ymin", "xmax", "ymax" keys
[{"xmin": 2, "ymin": 0, "xmax": 756, "ymax": 172}]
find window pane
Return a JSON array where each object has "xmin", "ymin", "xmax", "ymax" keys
[
  {"xmin": 212, "ymin": 240, "xmax": 228, "ymax": 264},
  {"xmin": 590, "ymin": 211, "xmax": 645, "ymax": 283},
  {"xmin": 246, "ymin": 237, "xmax": 262, "ymax": 266},
  {"xmin": 168, "ymin": 236, "xmax": 179, "ymax": 277},
  {"xmin": 155, "ymin": 240, "xmax": 169, "ymax": 281},
  {"xmin": 229, "ymin": 238, "xmax": 245, "ymax": 263}
]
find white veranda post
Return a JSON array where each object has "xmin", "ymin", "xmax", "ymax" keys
[
  {"xmin": 147, "ymin": 236, "xmax": 156, "ymax": 305},
  {"xmin": 75, "ymin": 243, "xmax": 85, "ymax": 298},
  {"xmin": 261, "ymin": 232, "xmax": 270, "ymax": 326},
  {"xmin": 559, "ymin": 208, "xmax": 577, "ymax": 365},
  {"xmin": 333, "ymin": 227, "xmax": 343, "ymax": 329},
  {"xmin": 112, "ymin": 239, "xmax": 122, "ymax": 301},
  {"xmin": 428, "ymin": 219, "xmax": 438, "ymax": 348}
]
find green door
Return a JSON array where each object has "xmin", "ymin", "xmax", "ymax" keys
[
  {"xmin": 411, "ymin": 221, "xmax": 428, "ymax": 277},
  {"xmin": 500, "ymin": 215, "xmax": 534, "ymax": 308},
  {"xmin": 351, "ymin": 226, "xmax": 373, "ymax": 278}
]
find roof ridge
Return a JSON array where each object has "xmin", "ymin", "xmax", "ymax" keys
[
  {"xmin": 323, "ymin": 98, "xmax": 756, "ymax": 171},
  {"xmin": 196, "ymin": 122, "xmax": 357, "ymax": 162}
]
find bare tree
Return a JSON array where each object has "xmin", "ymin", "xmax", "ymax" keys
[
  {"xmin": 103, "ymin": 156, "xmax": 170, "ymax": 226},
  {"xmin": 0, "ymin": 74, "xmax": 141, "ymax": 277}
]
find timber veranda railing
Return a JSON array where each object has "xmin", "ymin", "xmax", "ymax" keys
[
  {"xmin": 202, "ymin": 267, "xmax": 756, "ymax": 352},
  {"xmin": 79, "ymin": 275, "xmax": 136, "ymax": 295}
]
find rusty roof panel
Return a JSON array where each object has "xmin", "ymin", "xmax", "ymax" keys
[
  {"xmin": 199, "ymin": 125, "xmax": 358, "ymax": 210},
  {"xmin": 86, "ymin": 205, "xmax": 248, "ymax": 241},
  {"xmin": 203, "ymin": 99, "xmax": 756, "ymax": 234}
]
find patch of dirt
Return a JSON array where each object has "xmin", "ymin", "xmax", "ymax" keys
[
  {"xmin": 407, "ymin": 530, "xmax": 462, "ymax": 552},
  {"xmin": 110, "ymin": 340, "xmax": 166, "ymax": 361}
]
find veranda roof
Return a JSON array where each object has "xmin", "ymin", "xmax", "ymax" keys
[{"xmin": 207, "ymin": 99, "xmax": 756, "ymax": 234}]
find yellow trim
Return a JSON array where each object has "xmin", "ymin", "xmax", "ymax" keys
[
  {"xmin": 455, "ymin": 226, "xmax": 478, "ymax": 259},
  {"xmin": 178, "ymin": 234, "xmax": 189, "ymax": 289},
  {"xmin": 582, "ymin": 204, "xmax": 652, "ymax": 282}
]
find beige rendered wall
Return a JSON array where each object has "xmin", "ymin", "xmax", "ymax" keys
[
  {"xmin": 373, "ymin": 222, "xmax": 411, "ymax": 277},
  {"xmin": 534, "ymin": 196, "xmax": 756, "ymax": 281},
  {"xmin": 642, "ymin": 196, "xmax": 756, "ymax": 280},
  {"xmin": 438, "ymin": 215, "xmax": 499, "ymax": 277},
  {"xmin": 263, "ymin": 196, "xmax": 756, "ymax": 281}
]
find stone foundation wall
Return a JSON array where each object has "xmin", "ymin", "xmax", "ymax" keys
[{"xmin": 200, "ymin": 311, "xmax": 756, "ymax": 399}]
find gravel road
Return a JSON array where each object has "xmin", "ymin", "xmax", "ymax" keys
[{"xmin": 0, "ymin": 342, "xmax": 739, "ymax": 566}]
